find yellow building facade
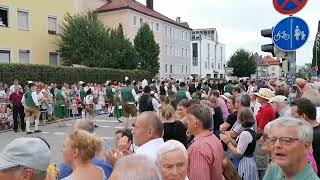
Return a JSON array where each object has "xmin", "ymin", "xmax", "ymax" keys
[{"xmin": 0, "ymin": 0, "xmax": 77, "ymax": 65}]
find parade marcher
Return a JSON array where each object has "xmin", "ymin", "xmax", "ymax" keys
[
  {"xmin": 224, "ymin": 80, "xmax": 233, "ymax": 94},
  {"xmin": 84, "ymin": 88, "xmax": 96, "ymax": 123},
  {"xmin": 192, "ymin": 85, "xmax": 205, "ymax": 101},
  {"xmin": 220, "ymin": 108, "xmax": 259, "ymax": 180},
  {"xmin": 188, "ymin": 79, "xmax": 197, "ymax": 95},
  {"xmin": 120, "ymin": 79, "xmax": 138, "ymax": 128},
  {"xmin": 53, "ymin": 84, "xmax": 67, "ymax": 127},
  {"xmin": 175, "ymin": 82, "xmax": 192, "ymax": 105},
  {"xmin": 21, "ymin": 83, "xmax": 42, "ymax": 134},
  {"xmin": 159, "ymin": 81, "xmax": 167, "ymax": 103},
  {"xmin": 165, "ymin": 82, "xmax": 177, "ymax": 108},
  {"xmin": 9, "ymin": 85, "xmax": 25, "ymax": 132},
  {"xmin": 202, "ymin": 81, "xmax": 210, "ymax": 95},
  {"xmin": 264, "ymin": 118, "xmax": 320, "ymax": 180},
  {"xmin": 114, "ymin": 86, "xmax": 124, "ymax": 122},
  {"xmin": 138, "ymin": 86, "xmax": 161, "ymax": 113},
  {"xmin": 105, "ymin": 82, "xmax": 115, "ymax": 117}
]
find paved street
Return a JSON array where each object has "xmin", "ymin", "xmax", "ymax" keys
[{"xmin": 0, "ymin": 114, "xmax": 124, "ymax": 165}]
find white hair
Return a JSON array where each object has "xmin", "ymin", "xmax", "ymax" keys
[
  {"xmin": 269, "ymin": 117, "xmax": 313, "ymax": 143},
  {"xmin": 156, "ymin": 140, "xmax": 187, "ymax": 162}
]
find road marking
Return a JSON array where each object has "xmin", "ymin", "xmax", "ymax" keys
[
  {"xmin": 95, "ymin": 120, "xmax": 119, "ymax": 123},
  {"xmin": 52, "ymin": 132, "xmax": 67, "ymax": 135},
  {"xmin": 66, "ymin": 123, "xmax": 72, "ymax": 126},
  {"xmin": 114, "ymin": 126, "xmax": 124, "ymax": 129},
  {"xmin": 41, "ymin": 132, "xmax": 50, "ymax": 134},
  {"xmin": 102, "ymin": 137, "xmax": 114, "ymax": 140},
  {"xmin": 98, "ymin": 126, "xmax": 110, "ymax": 128}
]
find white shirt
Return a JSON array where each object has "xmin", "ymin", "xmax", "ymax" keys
[
  {"xmin": 22, "ymin": 91, "xmax": 40, "ymax": 107},
  {"xmin": 135, "ymin": 138, "xmax": 164, "ymax": 163},
  {"xmin": 84, "ymin": 95, "xmax": 94, "ymax": 105},
  {"xmin": 185, "ymin": 91, "xmax": 192, "ymax": 100},
  {"xmin": 10, "ymin": 84, "xmax": 22, "ymax": 94}
]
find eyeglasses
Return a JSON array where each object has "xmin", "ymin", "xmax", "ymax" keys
[{"xmin": 267, "ymin": 137, "xmax": 300, "ymax": 145}]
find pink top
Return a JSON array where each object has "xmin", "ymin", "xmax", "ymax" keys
[
  {"xmin": 307, "ymin": 152, "xmax": 318, "ymax": 175},
  {"xmin": 218, "ymin": 97, "xmax": 229, "ymax": 120}
]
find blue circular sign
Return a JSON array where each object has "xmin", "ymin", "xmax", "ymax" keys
[{"xmin": 272, "ymin": 16, "xmax": 309, "ymax": 51}]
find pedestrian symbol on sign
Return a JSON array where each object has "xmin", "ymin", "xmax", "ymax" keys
[{"xmin": 294, "ymin": 26, "xmax": 306, "ymax": 41}]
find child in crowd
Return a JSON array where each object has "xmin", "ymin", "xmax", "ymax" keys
[{"xmin": 0, "ymin": 106, "xmax": 11, "ymax": 130}]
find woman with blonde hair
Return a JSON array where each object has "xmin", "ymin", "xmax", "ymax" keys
[
  {"xmin": 161, "ymin": 104, "xmax": 187, "ymax": 147},
  {"xmin": 61, "ymin": 130, "xmax": 106, "ymax": 180}
]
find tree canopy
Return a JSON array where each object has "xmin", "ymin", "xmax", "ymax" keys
[{"xmin": 227, "ymin": 49, "xmax": 257, "ymax": 77}]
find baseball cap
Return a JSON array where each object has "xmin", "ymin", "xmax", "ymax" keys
[
  {"xmin": 269, "ymin": 95, "xmax": 288, "ymax": 104},
  {"xmin": 0, "ymin": 138, "xmax": 51, "ymax": 171}
]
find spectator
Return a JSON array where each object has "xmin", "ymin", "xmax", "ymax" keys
[
  {"xmin": 301, "ymin": 89, "xmax": 320, "ymax": 123},
  {"xmin": 208, "ymin": 95, "xmax": 224, "ymax": 137},
  {"xmin": 269, "ymin": 95, "xmax": 291, "ymax": 117},
  {"xmin": 0, "ymin": 106, "xmax": 10, "ymax": 130},
  {"xmin": 220, "ymin": 107, "xmax": 259, "ymax": 180},
  {"xmin": 156, "ymin": 140, "xmax": 188, "ymax": 180},
  {"xmin": 220, "ymin": 96, "xmax": 237, "ymax": 132},
  {"xmin": 185, "ymin": 103, "xmax": 224, "ymax": 180},
  {"xmin": 109, "ymin": 155, "xmax": 161, "ymax": 180},
  {"xmin": 132, "ymin": 112, "xmax": 164, "ymax": 163},
  {"xmin": 264, "ymin": 118, "xmax": 319, "ymax": 180},
  {"xmin": 211, "ymin": 90, "xmax": 229, "ymax": 120},
  {"xmin": 176, "ymin": 99, "xmax": 189, "ymax": 127},
  {"xmin": 61, "ymin": 130, "xmax": 105, "ymax": 180},
  {"xmin": 161, "ymin": 105, "xmax": 187, "ymax": 147},
  {"xmin": 0, "ymin": 137, "xmax": 50, "ymax": 180},
  {"xmin": 291, "ymin": 98, "xmax": 320, "ymax": 176},
  {"xmin": 9, "ymin": 79, "xmax": 22, "ymax": 94},
  {"xmin": 254, "ymin": 88, "xmax": 276, "ymax": 137}
]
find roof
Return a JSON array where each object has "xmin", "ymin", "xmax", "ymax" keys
[
  {"xmin": 96, "ymin": 0, "xmax": 192, "ymax": 30},
  {"xmin": 254, "ymin": 54, "xmax": 280, "ymax": 66}
]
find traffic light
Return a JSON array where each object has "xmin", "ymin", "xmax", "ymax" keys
[{"xmin": 261, "ymin": 28, "xmax": 275, "ymax": 56}]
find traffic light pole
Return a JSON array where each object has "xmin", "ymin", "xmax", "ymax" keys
[{"xmin": 286, "ymin": 51, "xmax": 296, "ymax": 86}]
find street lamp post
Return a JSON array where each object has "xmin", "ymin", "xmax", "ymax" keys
[{"xmin": 316, "ymin": 32, "xmax": 320, "ymax": 67}]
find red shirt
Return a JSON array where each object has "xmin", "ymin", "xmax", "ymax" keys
[
  {"xmin": 9, "ymin": 91, "xmax": 23, "ymax": 107},
  {"xmin": 256, "ymin": 104, "xmax": 276, "ymax": 130},
  {"xmin": 187, "ymin": 131, "xmax": 225, "ymax": 180}
]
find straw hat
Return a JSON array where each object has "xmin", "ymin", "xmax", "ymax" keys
[{"xmin": 254, "ymin": 88, "xmax": 273, "ymax": 100}]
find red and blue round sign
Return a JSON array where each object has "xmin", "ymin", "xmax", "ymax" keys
[{"xmin": 273, "ymin": 0, "xmax": 308, "ymax": 15}]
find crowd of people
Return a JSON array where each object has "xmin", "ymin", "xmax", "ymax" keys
[{"xmin": 1, "ymin": 76, "xmax": 320, "ymax": 180}]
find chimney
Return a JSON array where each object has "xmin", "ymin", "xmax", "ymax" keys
[
  {"xmin": 146, "ymin": 0, "xmax": 153, "ymax": 10},
  {"xmin": 176, "ymin": 17, "xmax": 181, "ymax": 23}
]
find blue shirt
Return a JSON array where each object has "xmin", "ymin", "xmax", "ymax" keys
[
  {"xmin": 58, "ymin": 158, "xmax": 112, "ymax": 180},
  {"xmin": 263, "ymin": 163, "xmax": 319, "ymax": 180}
]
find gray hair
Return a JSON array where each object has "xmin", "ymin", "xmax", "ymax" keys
[
  {"xmin": 140, "ymin": 112, "xmax": 163, "ymax": 138},
  {"xmin": 269, "ymin": 117, "xmax": 313, "ymax": 143},
  {"xmin": 301, "ymin": 89, "xmax": 320, "ymax": 107},
  {"xmin": 3, "ymin": 165, "xmax": 47, "ymax": 180},
  {"xmin": 187, "ymin": 103, "xmax": 212, "ymax": 129},
  {"xmin": 111, "ymin": 155, "xmax": 162, "ymax": 180},
  {"xmin": 156, "ymin": 140, "xmax": 187, "ymax": 163},
  {"xmin": 73, "ymin": 119, "xmax": 94, "ymax": 133},
  {"xmin": 236, "ymin": 93, "xmax": 251, "ymax": 108}
]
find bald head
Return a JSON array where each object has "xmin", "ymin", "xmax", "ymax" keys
[
  {"xmin": 109, "ymin": 155, "xmax": 161, "ymax": 180},
  {"xmin": 139, "ymin": 112, "xmax": 163, "ymax": 138}
]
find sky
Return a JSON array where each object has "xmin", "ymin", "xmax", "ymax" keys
[{"xmin": 137, "ymin": 0, "xmax": 320, "ymax": 66}]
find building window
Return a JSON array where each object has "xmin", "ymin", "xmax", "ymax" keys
[
  {"xmin": 181, "ymin": 48, "xmax": 184, "ymax": 57},
  {"xmin": 184, "ymin": 31, "xmax": 188, "ymax": 40},
  {"xmin": 218, "ymin": 63, "xmax": 221, "ymax": 70},
  {"xmin": 0, "ymin": 6, "xmax": 9, "ymax": 27},
  {"xmin": 156, "ymin": 23, "xmax": 159, "ymax": 32},
  {"xmin": 49, "ymin": 52, "xmax": 58, "ymax": 65},
  {"xmin": 139, "ymin": 17, "xmax": 143, "ymax": 26},
  {"xmin": 164, "ymin": 45, "xmax": 168, "ymax": 54},
  {"xmin": 0, "ymin": 50, "xmax": 10, "ymax": 63},
  {"xmin": 185, "ymin": 48, "xmax": 188, "ymax": 57},
  {"xmin": 151, "ymin": 21, "xmax": 154, "ymax": 31},
  {"xmin": 165, "ymin": 26, "xmax": 168, "ymax": 36},
  {"xmin": 17, "ymin": 9, "xmax": 29, "ymax": 31},
  {"xmin": 19, "ymin": 49, "xmax": 30, "ymax": 64},
  {"xmin": 205, "ymin": 62, "xmax": 208, "ymax": 69},
  {"xmin": 170, "ymin": 65, "xmax": 173, "ymax": 73},
  {"xmin": 271, "ymin": 67, "xmax": 275, "ymax": 71},
  {"xmin": 185, "ymin": 66, "xmax": 188, "ymax": 73},
  {"xmin": 221, "ymin": 47, "xmax": 223, "ymax": 60},
  {"xmin": 165, "ymin": 64, "xmax": 168, "ymax": 74},
  {"xmin": 132, "ymin": 15, "xmax": 137, "ymax": 26},
  {"xmin": 181, "ymin": 65, "xmax": 184, "ymax": 73},
  {"xmin": 170, "ymin": 46, "xmax": 173, "ymax": 56},
  {"xmin": 169, "ymin": 27, "xmax": 172, "ymax": 37},
  {"xmin": 175, "ymin": 47, "xmax": 179, "ymax": 56},
  {"xmin": 207, "ymin": 43, "xmax": 210, "ymax": 60},
  {"xmin": 181, "ymin": 30, "xmax": 184, "ymax": 40},
  {"xmin": 48, "ymin": 16, "xmax": 57, "ymax": 35},
  {"xmin": 192, "ymin": 57, "xmax": 198, "ymax": 66},
  {"xmin": 212, "ymin": 62, "xmax": 214, "ymax": 69}
]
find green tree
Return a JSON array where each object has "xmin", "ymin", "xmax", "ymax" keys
[
  {"xmin": 58, "ymin": 13, "xmax": 138, "ymax": 70},
  {"xmin": 58, "ymin": 12, "xmax": 110, "ymax": 67},
  {"xmin": 134, "ymin": 23, "xmax": 160, "ymax": 77},
  {"xmin": 312, "ymin": 21, "xmax": 320, "ymax": 67},
  {"xmin": 227, "ymin": 49, "xmax": 257, "ymax": 77}
]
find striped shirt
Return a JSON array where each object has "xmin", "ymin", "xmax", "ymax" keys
[{"xmin": 187, "ymin": 131, "xmax": 225, "ymax": 180}]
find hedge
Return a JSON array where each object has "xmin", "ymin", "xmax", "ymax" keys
[{"xmin": 0, "ymin": 64, "xmax": 152, "ymax": 85}]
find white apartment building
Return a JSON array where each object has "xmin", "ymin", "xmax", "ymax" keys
[
  {"xmin": 191, "ymin": 28, "xmax": 226, "ymax": 79},
  {"xmin": 96, "ymin": 0, "xmax": 192, "ymax": 79}
]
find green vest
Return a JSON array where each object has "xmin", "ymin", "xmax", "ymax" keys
[
  {"xmin": 106, "ymin": 87, "xmax": 115, "ymax": 98},
  {"xmin": 24, "ymin": 91, "xmax": 36, "ymax": 107},
  {"xmin": 175, "ymin": 84, "xmax": 180, "ymax": 91},
  {"xmin": 55, "ymin": 90, "xmax": 65, "ymax": 106},
  {"xmin": 224, "ymin": 84, "xmax": 233, "ymax": 94},
  {"xmin": 175, "ymin": 90, "xmax": 187, "ymax": 104},
  {"xmin": 192, "ymin": 92, "xmax": 201, "ymax": 100},
  {"xmin": 121, "ymin": 86, "xmax": 135, "ymax": 103},
  {"xmin": 80, "ymin": 89, "xmax": 86, "ymax": 102},
  {"xmin": 202, "ymin": 85, "xmax": 210, "ymax": 94}
]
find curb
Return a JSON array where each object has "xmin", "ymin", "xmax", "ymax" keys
[{"xmin": 0, "ymin": 113, "xmax": 109, "ymax": 134}]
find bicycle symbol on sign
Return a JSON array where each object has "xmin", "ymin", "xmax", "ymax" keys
[{"xmin": 274, "ymin": 31, "xmax": 290, "ymax": 41}]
